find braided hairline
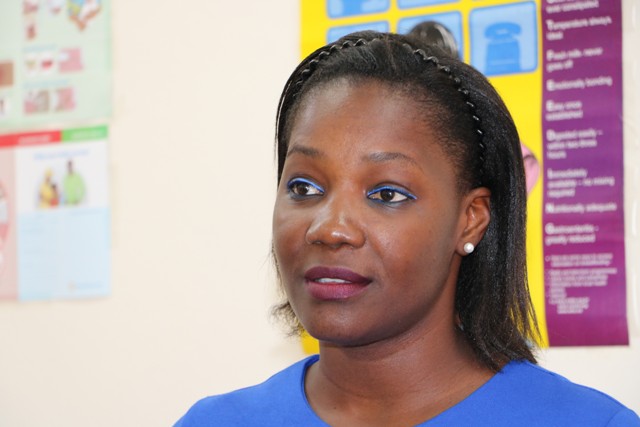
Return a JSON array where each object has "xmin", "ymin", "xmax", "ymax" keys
[
  {"xmin": 290, "ymin": 36, "xmax": 486, "ymax": 185},
  {"xmin": 276, "ymin": 38, "xmax": 370, "ymax": 179},
  {"xmin": 410, "ymin": 47, "xmax": 486, "ymax": 185},
  {"xmin": 293, "ymin": 38, "xmax": 370, "ymax": 93}
]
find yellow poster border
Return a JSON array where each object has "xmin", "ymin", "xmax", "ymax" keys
[{"xmin": 300, "ymin": 0, "xmax": 547, "ymax": 351}]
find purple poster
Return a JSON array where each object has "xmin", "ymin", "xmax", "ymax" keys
[{"xmin": 542, "ymin": 1, "xmax": 627, "ymax": 345}]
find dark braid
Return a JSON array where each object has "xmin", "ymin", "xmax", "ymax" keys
[
  {"xmin": 293, "ymin": 39, "xmax": 371, "ymax": 96},
  {"xmin": 409, "ymin": 46, "xmax": 486, "ymax": 186},
  {"xmin": 276, "ymin": 39, "xmax": 373, "ymax": 177},
  {"xmin": 276, "ymin": 38, "xmax": 375, "ymax": 174}
]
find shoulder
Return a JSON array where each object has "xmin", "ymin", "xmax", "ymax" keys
[
  {"xmin": 174, "ymin": 356, "xmax": 324, "ymax": 427},
  {"xmin": 451, "ymin": 361, "xmax": 639, "ymax": 426},
  {"xmin": 501, "ymin": 362, "xmax": 630, "ymax": 406}
]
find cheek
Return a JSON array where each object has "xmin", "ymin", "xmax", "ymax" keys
[
  {"xmin": 380, "ymin": 234, "xmax": 434, "ymax": 282},
  {"xmin": 377, "ymin": 216, "xmax": 454, "ymax": 283},
  {"xmin": 272, "ymin": 200, "xmax": 305, "ymax": 273}
]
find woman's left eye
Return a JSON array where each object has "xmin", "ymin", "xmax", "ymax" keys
[{"xmin": 367, "ymin": 186, "xmax": 416, "ymax": 204}]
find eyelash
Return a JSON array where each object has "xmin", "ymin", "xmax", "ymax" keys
[
  {"xmin": 287, "ymin": 178, "xmax": 324, "ymax": 198},
  {"xmin": 286, "ymin": 178, "xmax": 416, "ymax": 205},
  {"xmin": 367, "ymin": 185, "xmax": 417, "ymax": 204}
]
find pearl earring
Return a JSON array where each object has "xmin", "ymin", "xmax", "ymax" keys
[{"xmin": 463, "ymin": 242, "xmax": 475, "ymax": 254}]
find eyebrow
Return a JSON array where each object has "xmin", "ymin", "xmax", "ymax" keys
[
  {"xmin": 365, "ymin": 151, "xmax": 421, "ymax": 169},
  {"xmin": 286, "ymin": 145, "xmax": 323, "ymax": 158},
  {"xmin": 286, "ymin": 146, "xmax": 422, "ymax": 170}
]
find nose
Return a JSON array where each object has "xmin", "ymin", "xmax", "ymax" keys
[{"xmin": 305, "ymin": 195, "xmax": 366, "ymax": 249}]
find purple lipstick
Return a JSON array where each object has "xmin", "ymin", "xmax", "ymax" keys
[{"xmin": 304, "ymin": 266, "xmax": 371, "ymax": 300}]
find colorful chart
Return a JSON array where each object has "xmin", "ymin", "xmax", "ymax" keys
[
  {"xmin": 301, "ymin": 0, "xmax": 628, "ymax": 347},
  {"xmin": 0, "ymin": 125, "xmax": 110, "ymax": 301},
  {"xmin": 0, "ymin": 0, "xmax": 111, "ymax": 131}
]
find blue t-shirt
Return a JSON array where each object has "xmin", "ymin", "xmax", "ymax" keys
[{"xmin": 175, "ymin": 355, "xmax": 639, "ymax": 426}]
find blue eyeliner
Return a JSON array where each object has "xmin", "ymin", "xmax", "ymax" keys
[
  {"xmin": 287, "ymin": 177, "xmax": 324, "ymax": 198},
  {"xmin": 367, "ymin": 185, "xmax": 417, "ymax": 203}
]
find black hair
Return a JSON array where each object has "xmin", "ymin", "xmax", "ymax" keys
[{"xmin": 273, "ymin": 31, "xmax": 538, "ymax": 371}]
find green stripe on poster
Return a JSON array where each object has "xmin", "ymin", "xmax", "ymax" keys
[{"xmin": 62, "ymin": 126, "xmax": 108, "ymax": 143}]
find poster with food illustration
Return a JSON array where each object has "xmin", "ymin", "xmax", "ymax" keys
[{"xmin": 0, "ymin": 0, "xmax": 110, "ymax": 130}]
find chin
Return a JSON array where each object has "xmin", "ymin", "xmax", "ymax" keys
[
  {"xmin": 302, "ymin": 320, "xmax": 391, "ymax": 349},
  {"xmin": 300, "ymin": 320, "xmax": 365, "ymax": 347}
]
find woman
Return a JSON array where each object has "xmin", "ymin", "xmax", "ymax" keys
[{"xmin": 176, "ymin": 32, "xmax": 639, "ymax": 426}]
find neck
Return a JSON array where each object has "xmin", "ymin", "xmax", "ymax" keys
[
  {"xmin": 316, "ymin": 317, "xmax": 480, "ymax": 396},
  {"xmin": 305, "ymin": 315, "xmax": 493, "ymax": 426}
]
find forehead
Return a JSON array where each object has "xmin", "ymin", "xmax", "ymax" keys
[
  {"xmin": 296, "ymin": 78, "xmax": 422, "ymax": 126},
  {"xmin": 289, "ymin": 79, "xmax": 442, "ymax": 157},
  {"xmin": 286, "ymin": 79, "xmax": 459, "ymax": 186}
]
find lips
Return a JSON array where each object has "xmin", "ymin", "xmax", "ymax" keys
[{"xmin": 304, "ymin": 266, "xmax": 371, "ymax": 300}]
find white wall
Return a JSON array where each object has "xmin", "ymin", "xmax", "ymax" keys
[{"xmin": 0, "ymin": 1, "xmax": 637, "ymax": 426}]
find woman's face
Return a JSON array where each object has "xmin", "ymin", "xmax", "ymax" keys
[{"xmin": 273, "ymin": 79, "xmax": 486, "ymax": 347}]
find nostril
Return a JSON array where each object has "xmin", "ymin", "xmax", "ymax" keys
[{"xmin": 305, "ymin": 218, "xmax": 365, "ymax": 249}]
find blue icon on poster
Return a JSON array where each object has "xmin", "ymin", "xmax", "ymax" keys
[
  {"xmin": 485, "ymin": 23, "xmax": 522, "ymax": 74},
  {"xmin": 398, "ymin": 0, "xmax": 458, "ymax": 9},
  {"xmin": 470, "ymin": 2, "xmax": 537, "ymax": 76},
  {"xmin": 327, "ymin": 21, "xmax": 389, "ymax": 43},
  {"xmin": 327, "ymin": 0, "xmax": 390, "ymax": 18},
  {"xmin": 397, "ymin": 12, "xmax": 462, "ymax": 59}
]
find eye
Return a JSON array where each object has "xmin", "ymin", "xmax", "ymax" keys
[
  {"xmin": 367, "ymin": 185, "xmax": 416, "ymax": 204},
  {"xmin": 287, "ymin": 178, "xmax": 324, "ymax": 198}
]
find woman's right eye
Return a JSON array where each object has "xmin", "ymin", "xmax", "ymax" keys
[{"xmin": 287, "ymin": 178, "xmax": 324, "ymax": 198}]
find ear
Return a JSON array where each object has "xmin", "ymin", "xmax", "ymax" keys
[{"xmin": 456, "ymin": 187, "xmax": 491, "ymax": 256}]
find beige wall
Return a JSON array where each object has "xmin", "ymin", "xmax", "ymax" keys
[{"xmin": 0, "ymin": 1, "xmax": 638, "ymax": 426}]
